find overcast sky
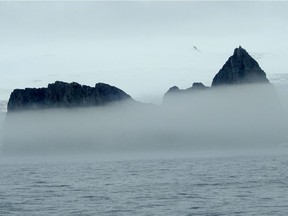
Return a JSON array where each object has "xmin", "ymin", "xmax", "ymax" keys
[{"xmin": 1, "ymin": 1, "xmax": 288, "ymax": 103}]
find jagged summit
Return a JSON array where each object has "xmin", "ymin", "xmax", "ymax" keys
[
  {"xmin": 165, "ymin": 82, "xmax": 209, "ymax": 95},
  {"xmin": 234, "ymin": 46, "xmax": 248, "ymax": 57},
  {"xmin": 212, "ymin": 46, "xmax": 269, "ymax": 86},
  {"xmin": 163, "ymin": 82, "xmax": 209, "ymax": 102},
  {"xmin": 188, "ymin": 82, "xmax": 208, "ymax": 90}
]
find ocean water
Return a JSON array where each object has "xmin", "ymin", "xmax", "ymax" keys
[{"xmin": 1, "ymin": 153, "xmax": 288, "ymax": 216}]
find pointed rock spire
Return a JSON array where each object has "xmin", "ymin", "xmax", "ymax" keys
[{"xmin": 212, "ymin": 46, "xmax": 269, "ymax": 87}]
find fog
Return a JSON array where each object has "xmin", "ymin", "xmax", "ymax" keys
[{"xmin": 1, "ymin": 84, "xmax": 288, "ymax": 160}]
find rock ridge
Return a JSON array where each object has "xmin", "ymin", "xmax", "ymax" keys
[{"xmin": 7, "ymin": 81, "xmax": 133, "ymax": 112}]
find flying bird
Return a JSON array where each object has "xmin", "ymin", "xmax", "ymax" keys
[{"xmin": 193, "ymin": 46, "xmax": 201, "ymax": 53}]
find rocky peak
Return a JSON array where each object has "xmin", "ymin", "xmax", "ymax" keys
[
  {"xmin": 212, "ymin": 46, "xmax": 269, "ymax": 86},
  {"xmin": 166, "ymin": 86, "xmax": 180, "ymax": 94},
  {"xmin": 163, "ymin": 82, "xmax": 209, "ymax": 103},
  {"xmin": 234, "ymin": 46, "xmax": 248, "ymax": 57},
  {"xmin": 189, "ymin": 82, "xmax": 208, "ymax": 90}
]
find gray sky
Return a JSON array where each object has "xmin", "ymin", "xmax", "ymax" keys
[{"xmin": 1, "ymin": 1, "xmax": 288, "ymax": 103}]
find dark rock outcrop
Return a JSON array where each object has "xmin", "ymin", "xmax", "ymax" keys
[
  {"xmin": 163, "ymin": 82, "xmax": 209, "ymax": 101},
  {"xmin": 164, "ymin": 46, "xmax": 270, "ymax": 100},
  {"xmin": 3, "ymin": 46, "xmax": 286, "ymax": 155},
  {"xmin": 6, "ymin": 46, "xmax": 272, "ymax": 112},
  {"xmin": 187, "ymin": 82, "xmax": 209, "ymax": 91},
  {"xmin": 165, "ymin": 86, "xmax": 181, "ymax": 95},
  {"xmin": 212, "ymin": 46, "xmax": 269, "ymax": 86},
  {"xmin": 7, "ymin": 81, "xmax": 133, "ymax": 112}
]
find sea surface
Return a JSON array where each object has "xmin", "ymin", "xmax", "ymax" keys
[{"xmin": 1, "ymin": 153, "xmax": 288, "ymax": 216}]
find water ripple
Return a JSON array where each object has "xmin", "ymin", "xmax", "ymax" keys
[{"xmin": 1, "ymin": 154, "xmax": 288, "ymax": 215}]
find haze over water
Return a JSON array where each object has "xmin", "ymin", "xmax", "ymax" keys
[
  {"xmin": 1, "ymin": 82, "xmax": 288, "ymax": 216},
  {"xmin": 1, "ymin": 2, "xmax": 288, "ymax": 215},
  {"xmin": 1, "ymin": 84, "xmax": 287, "ymax": 157}
]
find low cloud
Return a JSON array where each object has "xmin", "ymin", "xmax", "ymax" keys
[{"xmin": 1, "ymin": 84, "xmax": 287, "ymax": 158}]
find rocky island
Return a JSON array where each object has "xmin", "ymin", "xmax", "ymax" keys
[
  {"xmin": 164, "ymin": 46, "xmax": 270, "ymax": 99},
  {"xmin": 212, "ymin": 46, "xmax": 269, "ymax": 86},
  {"xmin": 7, "ymin": 82, "xmax": 134, "ymax": 112},
  {"xmin": 2, "ymin": 46, "xmax": 285, "ymax": 156},
  {"xmin": 6, "ymin": 46, "xmax": 272, "ymax": 112}
]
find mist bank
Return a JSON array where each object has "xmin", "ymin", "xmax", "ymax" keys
[{"xmin": 1, "ymin": 84, "xmax": 287, "ymax": 157}]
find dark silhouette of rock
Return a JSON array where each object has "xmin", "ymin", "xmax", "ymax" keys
[
  {"xmin": 187, "ymin": 82, "xmax": 209, "ymax": 91},
  {"xmin": 3, "ymin": 47, "xmax": 286, "ymax": 155},
  {"xmin": 212, "ymin": 46, "xmax": 269, "ymax": 86},
  {"xmin": 163, "ymin": 82, "xmax": 209, "ymax": 102},
  {"xmin": 164, "ymin": 46, "xmax": 270, "ymax": 101},
  {"xmin": 165, "ymin": 86, "xmax": 181, "ymax": 94},
  {"xmin": 166, "ymin": 82, "xmax": 209, "ymax": 95},
  {"xmin": 7, "ymin": 81, "xmax": 134, "ymax": 112},
  {"xmin": 6, "ymin": 46, "xmax": 272, "ymax": 112}
]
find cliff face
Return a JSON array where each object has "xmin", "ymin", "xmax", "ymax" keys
[
  {"xmin": 212, "ymin": 46, "xmax": 269, "ymax": 86},
  {"xmin": 7, "ymin": 81, "xmax": 133, "ymax": 112}
]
